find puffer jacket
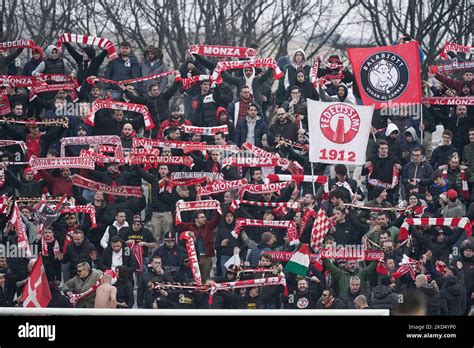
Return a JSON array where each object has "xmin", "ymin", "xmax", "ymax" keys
[
  {"xmin": 440, "ymin": 276, "xmax": 464, "ymax": 315},
  {"xmin": 60, "ymin": 269, "xmax": 103, "ymax": 308},
  {"xmin": 370, "ymin": 285, "xmax": 398, "ymax": 310},
  {"xmin": 32, "ymin": 45, "xmax": 76, "ymax": 76}
]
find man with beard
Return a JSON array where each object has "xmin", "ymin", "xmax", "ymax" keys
[
  {"xmin": 316, "ymin": 288, "xmax": 345, "ymax": 309},
  {"xmin": 62, "ymin": 230, "xmax": 97, "ymax": 278},
  {"xmin": 39, "ymin": 167, "xmax": 73, "ymax": 196},
  {"xmin": 286, "ymin": 278, "xmax": 323, "ymax": 309},
  {"xmin": 364, "ymin": 212, "xmax": 399, "ymax": 245},
  {"xmin": 323, "ymin": 258, "xmax": 377, "ymax": 296},
  {"xmin": 338, "ymin": 276, "xmax": 364, "ymax": 309},
  {"xmin": 120, "ymin": 214, "xmax": 157, "ymax": 264},
  {"xmin": 156, "ymin": 104, "xmax": 192, "ymax": 139}
]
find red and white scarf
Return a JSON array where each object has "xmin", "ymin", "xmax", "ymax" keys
[
  {"xmin": 0, "ymin": 117, "xmax": 68, "ymax": 128},
  {"xmin": 41, "ymin": 238, "xmax": 60, "ymax": 258},
  {"xmin": 429, "ymin": 61, "xmax": 474, "ymax": 74},
  {"xmin": 232, "ymin": 218, "xmax": 299, "ymax": 245},
  {"xmin": 0, "ymin": 75, "xmax": 45, "ymax": 88},
  {"xmin": 182, "ymin": 75, "xmax": 212, "ymax": 90},
  {"xmin": 238, "ymin": 181, "xmax": 292, "ymax": 197},
  {"xmin": 85, "ymin": 99, "xmax": 154, "ymax": 130},
  {"xmin": 71, "ymin": 174, "xmax": 142, "ymax": 197},
  {"xmin": 182, "ymin": 125, "xmax": 228, "ymax": 136},
  {"xmin": 38, "ymin": 74, "xmax": 79, "ymax": 88},
  {"xmin": 61, "ymin": 135, "xmax": 123, "ymax": 158},
  {"xmin": 197, "ymin": 179, "xmax": 248, "ymax": 196},
  {"xmin": 212, "ymin": 58, "xmax": 283, "ymax": 84},
  {"xmin": 367, "ymin": 162, "xmax": 399, "ymax": 189},
  {"xmin": 129, "ymin": 155, "xmax": 193, "ymax": 167},
  {"xmin": 86, "ymin": 70, "xmax": 177, "ymax": 86},
  {"xmin": 266, "ymin": 174, "xmax": 327, "ymax": 184},
  {"xmin": 240, "ymin": 142, "xmax": 303, "ymax": 174},
  {"xmin": 29, "ymin": 83, "xmax": 78, "ymax": 102},
  {"xmin": 175, "ymin": 200, "xmax": 222, "ymax": 224},
  {"xmin": 132, "ymin": 137, "xmax": 205, "ymax": 150},
  {"xmin": 29, "ymin": 155, "xmax": 95, "ymax": 171},
  {"xmin": 310, "ymin": 209, "xmax": 335, "ymax": 252},
  {"xmin": 0, "ymin": 140, "xmax": 27, "ymax": 154},
  {"xmin": 422, "ymin": 97, "xmax": 473, "ymax": 106},
  {"xmin": 57, "ymin": 33, "xmax": 118, "ymax": 60},
  {"xmin": 440, "ymin": 42, "xmax": 474, "ymax": 60},
  {"xmin": 399, "ymin": 217, "xmax": 472, "ymax": 241},
  {"xmin": 0, "ymin": 89, "xmax": 10, "ymax": 116},
  {"xmin": 229, "ymin": 199, "xmax": 298, "ymax": 213},
  {"xmin": 0, "ymin": 39, "xmax": 36, "ymax": 50},
  {"xmin": 129, "ymin": 147, "xmax": 160, "ymax": 156},
  {"xmin": 60, "ymin": 205, "xmax": 97, "ymax": 228},
  {"xmin": 310, "ymin": 56, "xmax": 320, "ymax": 87},
  {"xmin": 171, "ymin": 171, "xmax": 223, "ymax": 181},
  {"xmin": 391, "ymin": 255, "xmax": 419, "ymax": 280},
  {"xmin": 157, "ymin": 177, "xmax": 207, "ymax": 194},
  {"xmin": 9, "ymin": 202, "xmax": 32, "ymax": 257},
  {"xmin": 222, "ymin": 155, "xmax": 287, "ymax": 167},
  {"xmin": 68, "ymin": 269, "xmax": 116, "ymax": 305},
  {"xmin": 441, "ymin": 167, "xmax": 469, "ymax": 200},
  {"xmin": 188, "ymin": 44, "xmax": 257, "ymax": 58},
  {"xmin": 182, "ymin": 144, "xmax": 239, "ymax": 154},
  {"xmin": 130, "ymin": 241, "xmax": 144, "ymax": 274},
  {"xmin": 179, "ymin": 231, "xmax": 202, "ymax": 285},
  {"xmin": 79, "ymin": 149, "xmax": 126, "ymax": 166}
]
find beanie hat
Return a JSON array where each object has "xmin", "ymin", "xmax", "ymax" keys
[
  {"xmin": 445, "ymin": 189, "xmax": 458, "ymax": 201},
  {"xmin": 23, "ymin": 167, "xmax": 33, "ymax": 177}
]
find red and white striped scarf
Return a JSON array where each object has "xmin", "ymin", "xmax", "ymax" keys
[
  {"xmin": 57, "ymin": 33, "xmax": 118, "ymax": 60},
  {"xmin": 79, "ymin": 149, "xmax": 126, "ymax": 166},
  {"xmin": 179, "ymin": 231, "xmax": 202, "ymax": 285},
  {"xmin": 241, "ymin": 142, "xmax": 303, "ymax": 174},
  {"xmin": 68, "ymin": 269, "xmax": 116, "ymax": 305},
  {"xmin": 71, "ymin": 174, "xmax": 142, "ymax": 197},
  {"xmin": 132, "ymin": 137, "xmax": 205, "ymax": 150},
  {"xmin": 182, "ymin": 144, "xmax": 239, "ymax": 154},
  {"xmin": 29, "ymin": 155, "xmax": 95, "ymax": 171},
  {"xmin": 399, "ymin": 217, "xmax": 472, "ymax": 241},
  {"xmin": 85, "ymin": 99, "xmax": 154, "ymax": 130},
  {"xmin": 41, "ymin": 238, "xmax": 60, "ymax": 258},
  {"xmin": 310, "ymin": 56, "xmax": 320, "ymax": 87},
  {"xmin": 129, "ymin": 155, "xmax": 193, "ymax": 167},
  {"xmin": 391, "ymin": 255, "xmax": 419, "ymax": 280},
  {"xmin": 266, "ymin": 174, "xmax": 327, "ymax": 185},
  {"xmin": 9, "ymin": 202, "xmax": 32, "ymax": 257},
  {"xmin": 231, "ymin": 218, "xmax": 299, "ymax": 245},
  {"xmin": 238, "ymin": 181, "xmax": 291, "ymax": 197},
  {"xmin": 60, "ymin": 205, "xmax": 97, "ymax": 228},
  {"xmin": 182, "ymin": 75, "xmax": 212, "ymax": 90},
  {"xmin": 0, "ymin": 39, "xmax": 36, "ymax": 50},
  {"xmin": 86, "ymin": 70, "xmax": 177, "ymax": 86},
  {"xmin": 212, "ymin": 58, "xmax": 283, "ymax": 84},
  {"xmin": 38, "ymin": 74, "xmax": 79, "ymax": 88},
  {"xmin": 439, "ymin": 42, "xmax": 474, "ymax": 60},
  {"xmin": 441, "ymin": 168, "xmax": 469, "ymax": 200},
  {"xmin": 61, "ymin": 135, "xmax": 123, "ymax": 158},
  {"xmin": 182, "ymin": 125, "xmax": 229, "ymax": 136},
  {"xmin": 188, "ymin": 44, "xmax": 257, "ymax": 58},
  {"xmin": 367, "ymin": 162, "xmax": 399, "ymax": 189},
  {"xmin": 130, "ymin": 241, "xmax": 144, "ymax": 274},
  {"xmin": 197, "ymin": 179, "xmax": 248, "ymax": 196},
  {"xmin": 229, "ymin": 199, "xmax": 298, "ymax": 214},
  {"xmin": 29, "ymin": 83, "xmax": 78, "ymax": 102},
  {"xmin": 175, "ymin": 200, "xmax": 222, "ymax": 224}
]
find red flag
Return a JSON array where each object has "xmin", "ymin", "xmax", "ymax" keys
[
  {"xmin": 347, "ymin": 41, "xmax": 422, "ymax": 109},
  {"xmin": 310, "ymin": 209, "xmax": 334, "ymax": 252},
  {"xmin": 22, "ymin": 255, "xmax": 52, "ymax": 307}
]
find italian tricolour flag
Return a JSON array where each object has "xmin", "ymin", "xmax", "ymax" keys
[{"xmin": 284, "ymin": 243, "xmax": 310, "ymax": 276}]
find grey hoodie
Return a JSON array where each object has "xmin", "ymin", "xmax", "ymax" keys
[{"xmin": 32, "ymin": 44, "xmax": 76, "ymax": 76}]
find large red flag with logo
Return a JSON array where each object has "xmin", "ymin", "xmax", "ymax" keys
[
  {"xmin": 22, "ymin": 254, "xmax": 52, "ymax": 307},
  {"xmin": 347, "ymin": 41, "xmax": 422, "ymax": 109}
]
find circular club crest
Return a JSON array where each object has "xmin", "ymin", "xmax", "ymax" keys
[
  {"xmin": 297, "ymin": 297, "xmax": 309, "ymax": 309},
  {"xmin": 359, "ymin": 51, "xmax": 409, "ymax": 102},
  {"xmin": 320, "ymin": 103, "xmax": 360, "ymax": 144}
]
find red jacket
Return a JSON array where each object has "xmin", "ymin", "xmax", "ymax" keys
[
  {"xmin": 39, "ymin": 170, "xmax": 73, "ymax": 196},
  {"xmin": 435, "ymin": 73, "xmax": 474, "ymax": 95},
  {"xmin": 156, "ymin": 117, "xmax": 193, "ymax": 139},
  {"xmin": 178, "ymin": 212, "xmax": 221, "ymax": 257}
]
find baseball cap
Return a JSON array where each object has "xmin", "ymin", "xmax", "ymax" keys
[{"xmin": 132, "ymin": 214, "xmax": 143, "ymax": 225}]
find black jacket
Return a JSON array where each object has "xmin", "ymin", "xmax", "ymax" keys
[
  {"xmin": 63, "ymin": 238, "xmax": 96, "ymax": 275},
  {"xmin": 440, "ymin": 277, "xmax": 465, "ymax": 315},
  {"xmin": 417, "ymin": 283, "xmax": 447, "ymax": 316},
  {"xmin": 137, "ymin": 267, "xmax": 173, "ymax": 308},
  {"xmin": 114, "ymin": 279, "xmax": 134, "ymax": 308},
  {"xmin": 63, "ymin": 43, "xmax": 108, "ymax": 84},
  {"xmin": 97, "ymin": 245, "xmax": 138, "ymax": 272},
  {"xmin": 370, "ymin": 285, "xmax": 398, "ymax": 310}
]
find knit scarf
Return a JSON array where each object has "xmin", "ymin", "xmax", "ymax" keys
[
  {"xmin": 182, "ymin": 125, "xmax": 229, "ymax": 136},
  {"xmin": 366, "ymin": 162, "xmax": 399, "ymax": 189},
  {"xmin": 0, "ymin": 139, "xmax": 28, "ymax": 154},
  {"xmin": 129, "ymin": 147, "xmax": 160, "ymax": 156},
  {"xmin": 130, "ymin": 241, "xmax": 144, "ymax": 274},
  {"xmin": 61, "ymin": 135, "xmax": 123, "ymax": 157},
  {"xmin": 71, "ymin": 174, "xmax": 142, "ymax": 197},
  {"xmin": 422, "ymin": 97, "xmax": 473, "ymax": 106},
  {"xmin": 61, "ymin": 205, "xmax": 97, "ymax": 228},
  {"xmin": 212, "ymin": 58, "xmax": 283, "ymax": 84},
  {"xmin": 171, "ymin": 172, "xmax": 223, "ymax": 181},
  {"xmin": 86, "ymin": 70, "xmax": 177, "ymax": 86},
  {"xmin": 188, "ymin": 44, "xmax": 257, "ymax": 58},
  {"xmin": 38, "ymin": 74, "xmax": 79, "ymax": 88},
  {"xmin": 175, "ymin": 200, "xmax": 222, "ymax": 224},
  {"xmin": 29, "ymin": 83, "xmax": 78, "ymax": 102},
  {"xmin": 57, "ymin": 33, "xmax": 118, "ymax": 60},
  {"xmin": 0, "ymin": 117, "xmax": 69, "ymax": 128},
  {"xmin": 342, "ymin": 203, "xmax": 408, "ymax": 212},
  {"xmin": 310, "ymin": 56, "xmax": 321, "ymax": 87},
  {"xmin": 222, "ymin": 155, "xmax": 287, "ymax": 167},
  {"xmin": 430, "ymin": 61, "xmax": 474, "ymax": 74},
  {"xmin": 182, "ymin": 75, "xmax": 212, "ymax": 90},
  {"xmin": 79, "ymin": 149, "xmax": 126, "ymax": 166},
  {"xmin": 182, "ymin": 144, "xmax": 239, "ymax": 154},
  {"xmin": 129, "ymin": 155, "xmax": 193, "ymax": 167},
  {"xmin": 266, "ymin": 174, "xmax": 327, "ymax": 184},
  {"xmin": 85, "ymin": 99, "xmax": 154, "ymax": 130},
  {"xmin": 9, "ymin": 202, "xmax": 32, "ymax": 257},
  {"xmin": 29, "ymin": 155, "xmax": 95, "ymax": 171},
  {"xmin": 0, "ymin": 75, "xmax": 45, "ymax": 87},
  {"xmin": 157, "ymin": 177, "xmax": 207, "ymax": 194},
  {"xmin": 197, "ymin": 179, "xmax": 248, "ymax": 196},
  {"xmin": 439, "ymin": 42, "xmax": 474, "ymax": 60},
  {"xmin": 391, "ymin": 255, "xmax": 419, "ymax": 280},
  {"xmin": 179, "ymin": 231, "xmax": 202, "ymax": 285},
  {"xmin": 41, "ymin": 237, "xmax": 60, "ymax": 258},
  {"xmin": 241, "ymin": 142, "xmax": 303, "ymax": 174},
  {"xmin": 132, "ymin": 137, "xmax": 205, "ymax": 149},
  {"xmin": 231, "ymin": 218, "xmax": 299, "ymax": 245},
  {"xmin": 68, "ymin": 269, "xmax": 116, "ymax": 305},
  {"xmin": 399, "ymin": 217, "xmax": 472, "ymax": 241},
  {"xmin": 238, "ymin": 181, "xmax": 291, "ymax": 197},
  {"xmin": 0, "ymin": 39, "xmax": 36, "ymax": 50},
  {"xmin": 229, "ymin": 199, "xmax": 298, "ymax": 214},
  {"xmin": 441, "ymin": 168, "xmax": 469, "ymax": 200}
]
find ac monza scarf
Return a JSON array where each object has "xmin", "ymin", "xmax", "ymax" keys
[
  {"xmin": 441, "ymin": 168, "xmax": 469, "ymax": 200},
  {"xmin": 57, "ymin": 33, "xmax": 118, "ymax": 60},
  {"xmin": 209, "ymin": 276, "xmax": 286, "ymax": 305},
  {"xmin": 9, "ymin": 202, "xmax": 32, "ymax": 257},
  {"xmin": 429, "ymin": 60, "xmax": 474, "ymax": 74},
  {"xmin": 61, "ymin": 205, "xmax": 97, "ymax": 228},
  {"xmin": 38, "ymin": 74, "xmax": 79, "ymax": 88},
  {"xmin": 422, "ymin": 97, "xmax": 473, "ymax": 106},
  {"xmin": 129, "ymin": 155, "xmax": 193, "ymax": 167},
  {"xmin": 0, "ymin": 167, "xmax": 4, "ymax": 187},
  {"xmin": 229, "ymin": 199, "xmax": 298, "ymax": 214},
  {"xmin": 319, "ymin": 247, "xmax": 384, "ymax": 261},
  {"xmin": 132, "ymin": 137, "xmax": 205, "ymax": 150},
  {"xmin": 179, "ymin": 231, "xmax": 202, "ymax": 285},
  {"xmin": 439, "ymin": 42, "xmax": 474, "ymax": 60},
  {"xmin": 129, "ymin": 147, "xmax": 160, "ymax": 156},
  {"xmin": 86, "ymin": 70, "xmax": 177, "ymax": 86},
  {"xmin": 182, "ymin": 144, "xmax": 239, "ymax": 154},
  {"xmin": 300, "ymin": 208, "xmax": 316, "ymax": 234},
  {"xmin": 266, "ymin": 174, "xmax": 327, "ymax": 185},
  {"xmin": 29, "ymin": 155, "xmax": 95, "ymax": 171},
  {"xmin": 85, "ymin": 99, "xmax": 154, "ymax": 130},
  {"xmin": 29, "ymin": 83, "xmax": 78, "ymax": 102},
  {"xmin": 0, "ymin": 39, "xmax": 36, "ymax": 50},
  {"xmin": 238, "ymin": 181, "xmax": 291, "ymax": 197},
  {"xmin": 391, "ymin": 255, "xmax": 419, "ymax": 280},
  {"xmin": 182, "ymin": 75, "xmax": 212, "ymax": 90},
  {"xmin": 241, "ymin": 142, "xmax": 303, "ymax": 174},
  {"xmin": 212, "ymin": 58, "xmax": 283, "ymax": 84},
  {"xmin": 0, "ymin": 75, "xmax": 45, "ymax": 88},
  {"xmin": 399, "ymin": 217, "xmax": 472, "ymax": 241},
  {"xmin": 61, "ymin": 135, "xmax": 124, "ymax": 158},
  {"xmin": 182, "ymin": 125, "xmax": 229, "ymax": 136},
  {"xmin": 157, "ymin": 177, "xmax": 207, "ymax": 194},
  {"xmin": 188, "ymin": 44, "xmax": 257, "ymax": 58},
  {"xmin": 197, "ymin": 179, "xmax": 248, "ymax": 196},
  {"xmin": 71, "ymin": 174, "xmax": 142, "ymax": 197},
  {"xmin": 79, "ymin": 149, "xmax": 126, "ymax": 166},
  {"xmin": 222, "ymin": 155, "xmax": 286, "ymax": 167},
  {"xmin": 68, "ymin": 269, "xmax": 116, "ymax": 305},
  {"xmin": 367, "ymin": 163, "xmax": 399, "ymax": 189},
  {"xmin": 0, "ymin": 140, "xmax": 27, "ymax": 154},
  {"xmin": 232, "ymin": 218, "xmax": 299, "ymax": 245},
  {"xmin": 130, "ymin": 241, "xmax": 144, "ymax": 274},
  {"xmin": 342, "ymin": 203, "xmax": 408, "ymax": 212},
  {"xmin": 171, "ymin": 171, "xmax": 224, "ymax": 181},
  {"xmin": 175, "ymin": 200, "xmax": 222, "ymax": 224}
]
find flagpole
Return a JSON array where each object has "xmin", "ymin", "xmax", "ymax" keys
[
  {"xmin": 420, "ymin": 103, "xmax": 424, "ymax": 144},
  {"xmin": 310, "ymin": 162, "xmax": 316, "ymax": 196}
]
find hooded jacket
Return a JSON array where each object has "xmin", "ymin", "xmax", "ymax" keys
[
  {"xmin": 276, "ymin": 48, "xmax": 311, "ymax": 105},
  {"xmin": 440, "ymin": 276, "xmax": 464, "ymax": 315},
  {"xmin": 285, "ymin": 68, "xmax": 319, "ymax": 101},
  {"xmin": 140, "ymin": 46, "xmax": 168, "ymax": 92},
  {"xmin": 370, "ymin": 285, "xmax": 398, "ymax": 310},
  {"xmin": 382, "ymin": 123, "xmax": 403, "ymax": 161},
  {"xmin": 430, "ymin": 143, "xmax": 459, "ymax": 169},
  {"xmin": 32, "ymin": 45, "xmax": 76, "ymax": 76},
  {"xmin": 318, "ymin": 83, "xmax": 356, "ymax": 104},
  {"xmin": 105, "ymin": 52, "xmax": 141, "ymax": 91},
  {"xmin": 22, "ymin": 46, "xmax": 43, "ymax": 76}
]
